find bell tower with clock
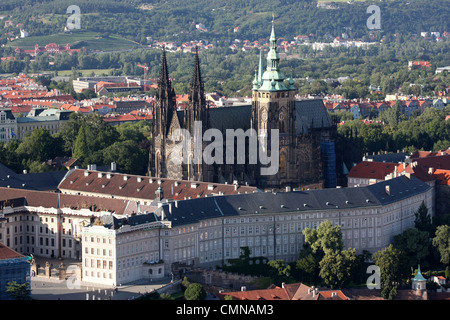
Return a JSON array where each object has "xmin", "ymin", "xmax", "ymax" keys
[{"xmin": 251, "ymin": 17, "xmax": 297, "ymax": 188}]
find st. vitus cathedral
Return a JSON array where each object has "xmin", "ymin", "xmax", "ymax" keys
[{"xmin": 149, "ymin": 21, "xmax": 337, "ymax": 191}]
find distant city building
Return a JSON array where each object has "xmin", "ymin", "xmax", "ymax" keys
[
  {"xmin": 19, "ymin": 29, "xmax": 29, "ymax": 38},
  {"xmin": 72, "ymin": 76, "xmax": 147, "ymax": 94},
  {"xmin": 15, "ymin": 108, "xmax": 73, "ymax": 139},
  {"xmin": 0, "ymin": 109, "xmax": 17, "ymax": 142},
  {"xmin": 14, "ymin": 43, "xmax": 83, "ymax": 57}
]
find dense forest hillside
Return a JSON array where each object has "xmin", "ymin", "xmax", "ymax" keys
[
  {"xmin": 0, "ymin": 0, "xmax": 448, "ymax": 98},
  {"xmin": 0, "ymin": 0, "xmax": 448, "ymax": 44}
]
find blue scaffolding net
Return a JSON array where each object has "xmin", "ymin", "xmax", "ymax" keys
[{"xmin": 320, "ymin": 141, "xmax": 337, "ymax": 188}]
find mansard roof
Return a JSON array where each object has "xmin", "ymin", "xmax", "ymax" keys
[
  {"xmin": 0, "ymin": 163, "xmax": 68, "ymax": 191},
  {"xmin": 0, "ymin": 187, "xmax": 130, "ymax": 214},
  {"xmin": 58, "ymin": 168, "xmax": 259, "ymax": 201},
  {"xmin": 155, "ymin": 175, "xmax": 430, "ymax": 227}
]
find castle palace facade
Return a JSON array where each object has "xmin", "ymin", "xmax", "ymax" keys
[{"xmin": 149, "ymin": 22, "xmax": 337, "ymax": 191}]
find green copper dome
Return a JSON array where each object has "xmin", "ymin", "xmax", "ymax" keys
[
  {"xmin": 412, "ymin": 265, "xmax": 427, "ymax": 282},
  {"xmin": 254, "ymin": 18, "xmax": 293, "ymax": 92}
]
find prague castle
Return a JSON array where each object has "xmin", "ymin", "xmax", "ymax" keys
[{"xmin": 149, "ymin": 20, "xmax": 337, "ymax": 191}]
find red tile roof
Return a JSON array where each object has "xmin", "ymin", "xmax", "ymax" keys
[
  {"xmin": 0, "ymin": 242, "xmax": 25, "ymax": 260},
  {"xmin": 58, "ymin": 169, "xmax": 258, "ymax": 201},
  {"xmin": 0, "ymin": 187, "xmax": 130, "ymax": 213},
  {"xmin": 348, "ymin": 161, "xmax": 397, "ymax": 180},
  {"xmin": 218, "ymin": 283, "xmax": 348, "ymax": 301},
  {"xmin": 219, "ymin": 286, "xmax": 290, "ymax": 300},
  {"xmin": 432, "ymin": 169, "xmax": 450, "ymax": 185}
]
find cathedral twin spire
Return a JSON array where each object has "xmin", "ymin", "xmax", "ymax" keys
[
  {"xmin": 187, "ymin": 47, "xmax": 208, "ymax": 134},
  {"xmin": 154, "ymin": 46, "xmax": 207, "ymax": 137}
]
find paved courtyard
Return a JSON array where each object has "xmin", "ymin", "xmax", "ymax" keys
[{"xmin": 29, "ymin": 256, "xmax": 174, "ymax": 300}]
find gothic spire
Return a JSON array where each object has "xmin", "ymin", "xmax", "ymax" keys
[
  {"xmin": 187, "ymin": 47, "xmax": 208, "ymax": 134},
  {"xmin": 159, "ymin": 46, "xmax": 170, "ymax": 90},
  {"xmin": 191, "ymin": 47, "xmax": 203, "ymax": 91},
  {"xmin": 155, "ymin": 46, "xmax": 175, "ymax": 137}
]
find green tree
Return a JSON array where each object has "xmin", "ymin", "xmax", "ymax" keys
[
  {"xmin": 102, "ymin": 140, "xmax": 148, "ymax": 175},
  {"xmin": 379, "ymin": 101, "xmax": 405, "ymax": 127},
  {"xmin": 319, "ymin": 248, "xmax": 357, "ymax": 289},
  {"xmin": 295, "ymin": 251, "xmax": 320, "ymax": 284},
  {"xmin": 432, "ymin": 225, "xmax": 450, "ymax": 266},
  {"xmin": 393, "ymin": 228, "xmax": 430, "ymax": 268},
  {"xmin": 303, "ymin": 220, "xmax": 344, "ymax": 254},
  {"xmin": 267, "ymin": 259, "xmax": 292, "ymax": 285},
  {"xmin": 73, "ymin": 124, "xmax": 89, "ymax": 162},
  {"xmin": 414, "ymin": 201, "xmax": 433, "ymax": 234},
  {"xmin": 181, "ymin": 276, "xmax": 190, "ymax": 292},
  {"xmin": 27, "ymin": 160, "xmax": 51, "ymax": 173},
  {"xmin": 16, "ymin": 128, "xmax": 61, "ymax": 163},
  {"xmin": 159, "ymin": 293, "xmax": 174, "ymax": 300},
  {"xmin": 5, "ymin": 281, "xmax": 31, "ymax": 300},
  {"xmin": 72, "ymin": 114, "xmax": 119, "ymax": 166},
  {"xmin": 184, "ymin": 283, "xmax": 207, "ymax": 300},
  {"xmin": 373, "ymin": 244, "xmax": 409, "ymax": 300},
  {"xmin": 57, "ymin": 112, "xmax": 85, "ymax": 155}
]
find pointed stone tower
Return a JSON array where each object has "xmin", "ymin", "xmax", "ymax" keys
[
  {"xmin": 184, "ymin": 47, "xmax": 210, "ymax": 181},
  {"xmin": 149, "ymin": 47, "xmax": 176, "ymax": 178},
  {"xmin": 185, "ymin": 47, "xmax": 209, "ymax": 136}
]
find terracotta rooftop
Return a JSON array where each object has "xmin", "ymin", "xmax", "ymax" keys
[
  {"xmin": 0, "ymin": 187, "xmax": 132, "ymax": 214},
  {"xmin": 348, "ymin": 161, "xmax": 398, "ymax": 180},
  {"xmin": 218, "ymin": 283, "xmax": 349, "ymax": 301},
  {"xmin": 0, "ymin": 242, "xmax": 25, "ymax": 261},
  {"xmin": 58, "ymin": 169, "xmax": 259, "ymax": 202}
]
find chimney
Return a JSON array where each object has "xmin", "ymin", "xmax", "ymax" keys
[
  {"xmin": 428, "ymin": 167, "xmax": 434, "ymax": 175},
  {"xmin": 385, "ymin": 185, "xmax": 390, "ymax": 195},
  {"xmin": 155, "ymin": 185, "xmax": 164, "ymax": 202},
  {"xmin": 241, "ymin": 286, "xmax": 246, "ymax": 291}
]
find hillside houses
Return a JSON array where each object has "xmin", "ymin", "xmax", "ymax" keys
[
  {"xmin": 150, "ymin": 39, "xmax": 214, "ymax": 53},
  {"xmin": 14, "ymin": 43, "xmax": 84, "ymax": 57},
  {"xmin": 325, "ymin": 98, "xmax": 447, "ymax": 119}
]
